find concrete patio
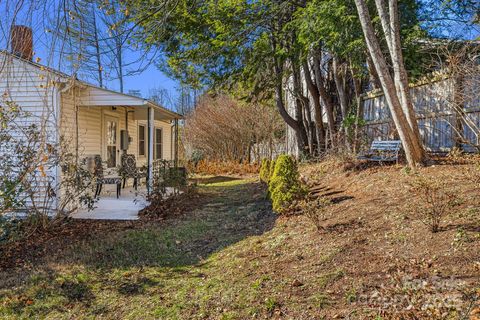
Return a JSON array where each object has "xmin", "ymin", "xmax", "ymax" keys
[{"xmin": 72, "ymin": 184, "xmax": 149, "ymax": 220}]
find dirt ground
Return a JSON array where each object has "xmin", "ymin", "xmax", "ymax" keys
[{"xmin": 296, "ymin": 157, "xmax": 480, "ymax": 318}]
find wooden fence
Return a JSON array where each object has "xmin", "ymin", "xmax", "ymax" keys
[
  {"xmin": 250, "ymin": 141, "xmax": 287, "ymax": 162},
  {"xmin": 362, "ymin": 75, "xmax": 480, "ymax": 152}
]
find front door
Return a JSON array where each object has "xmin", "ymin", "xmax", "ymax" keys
[{"xmin": 104, "ymin": 115, "xmax": 119, "ymax": 168}]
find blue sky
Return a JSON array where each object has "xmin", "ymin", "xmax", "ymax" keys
[{"xmin": 110, "ymin": 60, "xmax": 179, "ymax": 102}]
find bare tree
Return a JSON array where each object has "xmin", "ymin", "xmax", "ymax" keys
[
  {"xmin": 302, "ymin": 59, "xmax": 325, "ymax": 153},
  {"xmin": 98, "ymin": 1, "xmax": 162, "ymax": 93},
  {"xmin": 175, "ymin": 83, "xmax": 199, "ymax": 115},
  {"xmin": 149, "ymin": 86, "xmax": 174, "ymax": 109},
  {"xmin": 184, "ymin": 94, "xmax": 284, "ymax": 162},
  {"xmin": 98, "ymin": 1, "xmax": 128, "ymax": 92},
  {"xmin": 312, "ymin": 49, "xmax": 337, "ymax": 148},
  {"xmin": 55, "ymin": 0, "xmax": 106, "ymax": 87}
]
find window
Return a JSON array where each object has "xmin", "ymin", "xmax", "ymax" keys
[
  {"xmin": 155, "ymin": 128, "xmax": 163, "ymax": 160},
  {"xmin": 138, "ymin": 125, "xmax": 145, "ymax": 156}
]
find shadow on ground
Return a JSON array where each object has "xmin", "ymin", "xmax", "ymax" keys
[
  {"xmin": 191, "ymin": 175, "xmax": 242, "ymax": 185},
  {"xmin": 440, "ymin": 222, "xmax": 480, "ymax": 232},
  {"xmin": 48, "ymin": 179, "xmax": 276, "ymax": 270}
]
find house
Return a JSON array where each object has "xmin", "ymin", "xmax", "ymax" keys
[{"xmin": 0, "ymin": 26, "xmax": 182, "ymax": 215}]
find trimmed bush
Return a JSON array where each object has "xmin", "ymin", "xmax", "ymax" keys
[
  {"xmin": 259, "ymin": 159, "xmax": 271, "ymax": 183},
  {"xmin": 268, "ymin": 155, "xmax": 304, "ymax": 213},
  {"xmin": 268, "ymin": 159, "xmax": 276, "ymax": 182}
]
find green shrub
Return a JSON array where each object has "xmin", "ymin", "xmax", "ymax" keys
[
  {"xmin": 259, "ymin": 159, "xmax": 271, "ymax": 183},
  {"xmin": 268, "ymin": 159, "xmax": 276, "ymax": 181},
  {"xmin": 268, "ymin": 154, "xmax": 304, "ymax": 213}
]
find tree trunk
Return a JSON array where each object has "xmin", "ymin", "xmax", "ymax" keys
[
  {"xmin": 333, "ymin": 57, "xmax": 350, "ymax": 146},
  {"xmin": 302, "ymin": 105, "xmax": 313, "ymax": 154},
  {"xmin": 272, "ymin": 57, "xmax": 307, "ymax": 157},
  {"xmin": 92, "ymin": 9, "xmax": 103, "ymax": 88},
  {"xmin": 312, "ymin": 53, "xmax": 336, "ymax": 147},
  {"xmin": 116, "ymin": 38, "xmax": 124, "ymax": 93},
  {"xmin": 292, "ymin": 63, "xmax": 313, "ymax": 155},
  {"xmin": 373, "ymin": 0, "xmax": 423, "ymax": 153},
  {"xmin": 303, "ymin": 60, "xmax": 325, "ymax": 154},
  {"xmin": 352, "ymin": 76, "xmax": 365, "ymax": 154},
  {"xmin": 333, "ymin": 57, "xmax": 349, "ymax": 120},
  {"xmin": 294, "ymin": 97, "xmax": 309, "ymax": 156},
  {"xmin": 292, "ymin": 74, "xmax": 309, "ymax": 156},
  {"xmin": 354, "ymin": 0, "xmax": 425, "ymax": 166}
]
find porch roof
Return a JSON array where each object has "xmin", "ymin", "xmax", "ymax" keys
[{"xmin": 76, "ymin": 83, "xmax": 183, "ymax": 121}]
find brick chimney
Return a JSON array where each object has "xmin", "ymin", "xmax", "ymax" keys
[{"xmin": 10, "ymin": 25, "xmax": 33, "ymax": 61}]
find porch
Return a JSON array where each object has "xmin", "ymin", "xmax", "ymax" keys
[
  {"xmin": 65, "ymin": 85, "xmax": 183, "ymax": 220},
  {"xmin": 71, "ymin": 183, "xmax": 178, "ymax": 220},
  {"xmin": 70, "ymin": 85, "xmax": 182, "ymax": 181},
  {"xmin": 72, "ymin": 184, "xmax": 147, "ymax": 220}
]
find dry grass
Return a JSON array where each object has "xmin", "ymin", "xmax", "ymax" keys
[{"xmin": 298, "ymin": 158, "xmax": 480, "ymax": 318}]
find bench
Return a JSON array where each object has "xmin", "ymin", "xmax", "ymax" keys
[{"xmin": 357, "ymin": 140, "xmax": 402, "ymax": 163}]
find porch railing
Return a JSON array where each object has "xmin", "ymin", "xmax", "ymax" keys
[{"xmin": 150, "ymin": 159, "xmax": 187, "ymax": 194}]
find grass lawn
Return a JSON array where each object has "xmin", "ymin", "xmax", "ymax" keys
[
  {"xmin": 0, "ymin": 164, "xmax": 479, "ymax": 319},
  {"xmin": 0, "ymin": 177, "xmax": 280, "ymax": 319}
]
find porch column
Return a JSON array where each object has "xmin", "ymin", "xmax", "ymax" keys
[
  {"xmin": 174, "ymin": 118, "xmax": 179, "ymax": 167},
  {"xmin": 147, "ymin": 106, "xmax": 154, "ymax": 193}
]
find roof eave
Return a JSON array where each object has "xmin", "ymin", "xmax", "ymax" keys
[{"xmin": 146, "ymin": 101, "xmax": 183, "ymax": 119}]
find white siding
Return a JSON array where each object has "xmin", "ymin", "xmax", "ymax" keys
[
  {"xmin": 127, "ymin": 110, "xmax": 138, "ymax": 157},
  {"xmin": 0, "ymin": 53, "xmax": 61, "ymax": 212},
  {"xmin": 60, "ymin": 88, "xmax": 78, "ymax": 153},
  {"xmin": 77, "ymin": 106, "xmax": 103, "ymax": 156},
  {"xmin": 75, "ymin": 107, "xmax": 124, "ymax": 159},
  {"xmin": 136, "ymin": 119, "xmax": 174, "ymax": 165}
]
